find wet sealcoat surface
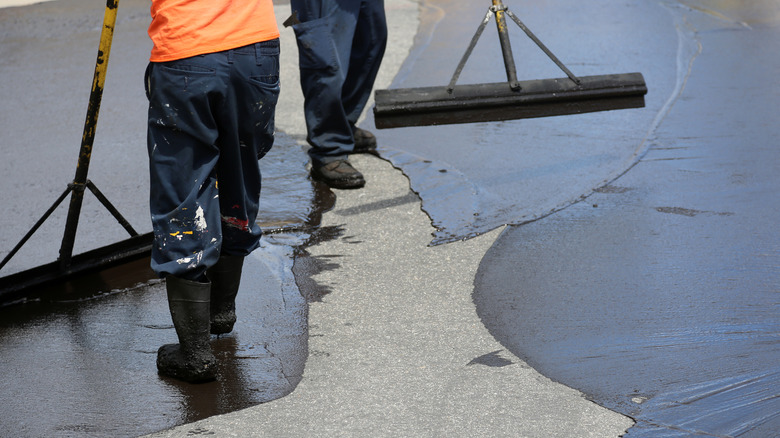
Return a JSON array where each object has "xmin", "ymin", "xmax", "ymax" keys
[
  {"xmin": 2, "ymin": 0, "xmax": 778, "ymax": 436},
  {"xmin": 472, "ymin": 1, "xmax": 780, "ymax": 436}
]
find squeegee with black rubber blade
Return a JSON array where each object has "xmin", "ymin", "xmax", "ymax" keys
[
  {"xmin": 373, "ymin": 0, "xmax": 648, "ymax": 129},
  {"xmin": 0, "ymin": 0, "xmax": 153, "ymax": 304}
]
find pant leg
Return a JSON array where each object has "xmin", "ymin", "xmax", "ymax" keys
[
  {"xmin": 342, "ymin": 0, "xmax": 387, "ymax": 125},
  {"xmin": 145, "ymin": 41, "xmax": 280, "ymax": 280},
  {"xmin": 146, "ymin": 57, "xmax": 223, "ymax": 280},
  {"xmin": 217, "ymin": 40, "xmax": 280, "ymax": 257},
  {"xmin": 290, "ymin": 0, "xmax": 360, "ymax": 164}
]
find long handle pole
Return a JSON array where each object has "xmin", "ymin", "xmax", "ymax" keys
[
  {"xmin": 492, "ymin": 0, "xmax": 520, "ymax": 90},
  {"xmin": 59, "ymin": 0, "xmax": 119, "ymax": 270}
]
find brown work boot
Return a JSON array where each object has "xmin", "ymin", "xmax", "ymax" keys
[
  {"xmin": 351, "ymin": 126, "xmax": 378, "ymax": 154},
  {"xmin": 311, "ymin": 159, "xmax": 366, "ymax": 189}
]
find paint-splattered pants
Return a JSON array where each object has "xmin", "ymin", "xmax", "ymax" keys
[
  {"xmin": 145, "ymin": 40, "xmax": 280, "ymax": 280},
  {"xmin": 290, "ymin": 0, "xmax": 387, "ymax": 164}
]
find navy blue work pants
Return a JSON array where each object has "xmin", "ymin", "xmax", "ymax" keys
[
  {"xmin": 145, "ymin": 40, "xmax": 280, "ymax": 280},
  {"xmin": 290, "ymin": 0, "xmax": 387, "ymax": 164}
]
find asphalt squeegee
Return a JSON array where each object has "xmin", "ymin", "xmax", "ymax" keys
[
  {"xmin": 373, "ymin": 0, "xmax": 648, "ymax": 129},
  {"xmin": 0, "ymin": 0, "xmax": 153, "ymax": 304}
]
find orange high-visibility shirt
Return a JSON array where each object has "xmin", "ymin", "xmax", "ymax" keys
[{"xmin": 148, "ymin": 0, "xmax": 279, "ymax": 62}]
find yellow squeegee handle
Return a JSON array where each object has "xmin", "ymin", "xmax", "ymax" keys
[
  {"xmin": 59, "ymin": 0, "xmax": 119, "ymax": 268},
  {"xmin": 74, "ymin": 0, "xmax": 118, "ymax": 185},
  {"xmin": 493, "ymin": 0, "xmax": 520, "ymax": 89}
]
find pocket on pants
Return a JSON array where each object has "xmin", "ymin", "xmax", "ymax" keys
[
  {"xmin": 158, "ymin": 58, "xmax": 217, "ymax": 75},
  {"xmin": 292, "ymin": 16, "xmax": 338, "ymax": 70},
  {"xmin": 250, "ymin": 40, "xmax": 281, "ymax": 85}
]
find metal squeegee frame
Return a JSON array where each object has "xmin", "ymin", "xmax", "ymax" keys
[
  {"xmin": 447, "ymin": 0, "xmax": 580, "ymax": 93},
  {"xmin": 373, "ymin": 0, "xmax": 648, "ymax": 129},
  {"xmin": 0, "ymin": 0, "xmax": 154, "ymax": 302}
]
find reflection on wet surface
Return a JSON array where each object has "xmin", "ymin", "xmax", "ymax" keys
[
  {"xmin": 678, "ymin": 0, "xmax": 780, "ymax": 26},
  {"xmin": 0, "ymin": 271, "xmax": 300, "ymax": 437}
]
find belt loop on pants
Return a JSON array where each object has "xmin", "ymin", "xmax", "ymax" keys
[{"xmin": 227, "ymin": 48, "xmax": 234, "ymax": 64}]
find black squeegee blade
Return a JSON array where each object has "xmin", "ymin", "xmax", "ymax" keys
[{"xmin": 373, "ymin": 72, "xmax": 647, "ymax": 129}]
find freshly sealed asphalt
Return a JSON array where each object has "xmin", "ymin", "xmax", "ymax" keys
[{"xmin": 2, "ymin": 0, "xmax": 777, "ymax": 437}]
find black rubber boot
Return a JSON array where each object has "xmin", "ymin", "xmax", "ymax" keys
[
  {"xmin": 207, "ymin": 254, "xmax": 244, "ymax": 335},
  {"xmin": 157, "ymin": 276, "xmax": 217, "ymax": 383}
]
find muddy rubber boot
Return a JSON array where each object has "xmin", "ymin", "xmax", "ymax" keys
[
  {"xmin": 207, "ymin": 254, "xmax": 244, "ymax": 335},
  {"xmin": 157, "ymin": 276, "xmax": 217, "ymax": 383}
]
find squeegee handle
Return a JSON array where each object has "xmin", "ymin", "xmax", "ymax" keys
[
  {"xmin": 493, "ymin": 1, "xmax": 520, "ymax": 90},
  {"xmin": 59, "ymin": 0, "xmax": 119, "ymax": 269},
  {"xmin": 448, "ymin": 0, "xmax": 581, "ymax": 93}
]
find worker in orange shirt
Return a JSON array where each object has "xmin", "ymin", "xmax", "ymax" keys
[{"xmin": 145, "ymin": 0, "xmax": 280, "ymax": 383}]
